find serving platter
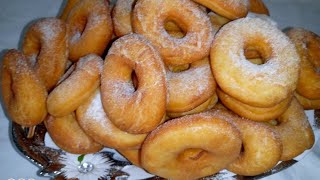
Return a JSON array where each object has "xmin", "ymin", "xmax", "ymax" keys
[{"xmin": 11, "ymin": 110, "xmax": 319, "ymax": 180}]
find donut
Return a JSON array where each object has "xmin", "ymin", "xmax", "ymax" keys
[
  {"xmin": 167, "ymin": 93, "xmax": 218, "ymax": 118},
  {"xmin": 166, "ymin": 57, "xmax": 217, "ymax": 113},
  {"xmin": 67, "ymin": 0, "xmax": 113, "ymax": 61},
  {"xmin": 249, "ymin": 0, "xmax": 269, "ymax": 15},
  {"xmin": 101, "ymin": 34, "xmax": 167, "ymax": 134},
  {"xmin": 112, "ymin": 0, "xmax": 136, "ymax": 37},
  {"xmin": 208, "ymin": 11, "xmax": 231, "ymax": 31},
  {"xmin": 286, "ymin": 28, "xmax": 320, "ymax": 100},
  {"xmin": 47, "ymin": 54, "xmax": 103, "ymax": 117},
  {"xmin": 208, "ymin": 109, "xmax": 282, "ymax": 176},
  {"xmin": 59, "ymin": 0, "xmax": 80, "ymax": 20},
  {"xmin": 140, "ymin": 112, "xmax": 242, "ymax": 180},
  {"xmin": 45, "ymin": 112, "xmax": 103, "ymax": 154},
  {"xmin": 117, "ymin": 149, "xmax": 141, "ymax": 166},
  {"xmin": 192, "ymin": 0, "xmax": 249, "ymax": 20},
  {"xmin": 1, "ymin": 49, "xmax": 47, "ymax": 127},
  {"xmin": 22, "ymin": 18, "xmax": 68, "ymax": 91},
  {"xmin": 211, "ymin": 17, "xmax": 300, "ymax": 107},
  {"xmin": 132, "ymin": 0, "xmax": 214, "ymax": 65},
  {"xmin": 295, "ymin": 92, "xmax": 320, "ymax": 110},
  {"xmin": 267, "ymin": 98, "xmax": 315, "ymax": 161},
  {"xmin": 76, "ymin": 89, "xmax": 147, "ymax": 149},
  {"xmin": 217, "ymin": 89, "xmax": 292, "ymax": 121}
]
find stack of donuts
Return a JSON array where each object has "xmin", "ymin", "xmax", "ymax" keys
[{"xmin": 1, "ymin": 0, "xmax": 318, "ymax": 179}]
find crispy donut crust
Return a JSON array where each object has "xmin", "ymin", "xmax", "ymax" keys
[
  {"xmin": 67, "ymin": 0, "xmax": 113, "ymax": 61},
  {"xmin": 217, "ymin": 89, "xmax": 292, "ymax": 122},
  {"xmin": 76, "ymin": 89, "xmax": 147, "ymax": 149},
  {"xmin": 140, "ymin": 112, "xmax": 242, "ymax": 180},
  {"xmin": 270, "ymin": 98, "xmax": 315, "ymax": 161},
  {"xmin": 211, "ymin": 17, "xmax": 300, "ymax": 107},
  {"xmin": 249, "ymin": 0, "xmax": 269, "ymax": 15},
  {"xmin": 295, "ymin": 92, "xmax": 320, "ymax": 110},
  {"xmin": 47, "ymin": 54, "xmax": 103, "ymax": 117},
  {"xmin": 1, "ymin": 49, "xmax": 47, "ymax": 127},
  {"xmin": 59, "ymin": 0, "xmax": 80, "ymax": 20},
  {"xmin": 208, "ymin": 109, "xmax": 282, "ymax": 176},
  {"xmin": 45, "ymin": 113, "xmax": 103, "ymax": 154},
  {"xmin": 101, "ymin": 34, "xmax": 167, "ymax": 134},
  {"xmin": 286, "ymin": 28, "xmax": 320, "ymax": 99},
  {"xmin": 132, "ymin": 0, "xmax": 214, "ymax": 65},
  {"xmin": 167, "ymin": 93, "xmax": 218, "ymax": 118},
  {"xmin": 22, "ymin": 18, "xmax": 68, "ymax": 91},
  {"xmin": 192, "ymin": 0, "xmax": 249, "ymax": 20},
  {"xmin": 166, "ymin": 57, "xmax": 217, "ymax": 113}
]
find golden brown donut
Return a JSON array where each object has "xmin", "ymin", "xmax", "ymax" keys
[
  {"xmin": 217, "ymin": 89, "xmax": 292, "ymax": 121},
  {"xmin": 1, "ymin": 49, "xmax": 47, "ymax": 127},
  {"xmin": 295, "ymin": 92, "xmax": 320, "ymax": 110},
  {"xmin": 76, "ymin": 89, "xmax": 147, "ymax": 149},
  {"xmin": 45, "ymin": 112, "xmax": 103, "ymax": 154},
  {"xmin": 47, "ymin": 54, "xmax": 103, "ymax": 117},
  {"xmin": 67, "ymin": 0, "xmax": 113, "ymax": 61},
  {"xmin": 117, "ymin": 149, "xmax": 141, "ymax": 166},
  {"xmin": 140, "ymin": 112, "xmax": 242, "ymax": 180},
  {"xmin": 132, "ymin": 0, "xmax": 214, "ymax": 65},
  {"xmin": 208, "ymin": 109, "xmax": 282, "ymax": 176},
  {"xmin": 22, "ymin": 18, "xmax": 68, "ymax": 91},
  {"xmin": 211, "ymin": 17, "xmax": 300, "ymax": 108},
  {"xmin": 249, "ymin": 0, "xmax": 269, "ymax": 15},
  {"xmin": 166, "ymin": 57, "xmax": 217, "ymax": 113},
  {"xmin": 101, "ymin": 34, "xmax": 167, "ymax": 134},
  {"xmin": 59, "ymin": 0, "xmax": 80, "ymax": 20},
  {"xmin": 267, "ymin": 98, "xmax": 315, "ymax": 161},
  {"xmin": 192, "ymin": 0, "xmax": 249, "ymax": 20},
  {"xmin": 286, "ymin": 28, "xmax": 320, "ymax": 100},
  {"xmin": 167, "ymin": 93, "xmax": 218, "ymax": 118}
]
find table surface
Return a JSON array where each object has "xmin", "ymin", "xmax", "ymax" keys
[{"xmin": 0, "ymin": 0, "xmax": 320, "ymax": 179}]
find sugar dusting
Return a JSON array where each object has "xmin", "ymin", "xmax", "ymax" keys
[{"xmin": 84, "ymin": 91, "xmax": 108, "ymax": 127}]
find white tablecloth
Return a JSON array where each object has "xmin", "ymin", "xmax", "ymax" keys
[{"xmin": 0, "ymin": 0, "xmax": 319, "ymax": 179}]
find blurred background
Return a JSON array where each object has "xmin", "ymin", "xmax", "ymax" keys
[{"xmin": 0, "ymin": 0, "xmax": 319, "ymax": 179}]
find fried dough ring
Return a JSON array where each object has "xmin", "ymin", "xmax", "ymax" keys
[
  {"xmin": 45, "ymin": 112, "xmax": 103, "ymax": 154},
  {"xmin": 249, "ymin": 0, "xmax": 269, "ymax": 15},
  {"xmin": 217, "ymin": 89, "xmax": 292, "ymax": 121},
  {"xmin": 67, "ymin": 0, "xmax": 113, "ymax": 61},
  {"xmin": 192, "ymin": 0, "xmax": 249, "ymax": 20},
  {"xmin": 1, "ymin": 49, "xmax": 47, "ymax": 127},
  {"xmin": 132, "ymin": 0, "xmax": 214, "ymax": 65},
  {"xmin": 268, "ymin": 98, "xmax": 315, "ymax": 161},
  {"xmin": 59, "ymin": 0, "xmax": 80, "ymax": 20},
  {"xmin": 22, "ymin": 18, "xmax": 68, "ymax": 91},
  {"xmin": 76, "ymin": 89, "xmax": 147, "ymax": 149},
  {"xmin": 166, "ymin": 57, "xmax": 217, "ymax": 113},
  {"xmin": 140, "ymin": 112, "xmax": 242, "ymax": 180},
  {"xmin": 211, "ymin": 17, "xmax": 300, "ymax": 107},
  {"xmin": 208, "ymin": 109, "xmax": 282, "ymax": 176},
  {"xmin": 47, "ymin": 54, "xmax": 103, "ymax": 117},
  {"xmin": 295, "ymin": 92, "xmax": 320, "ymax": 110},
  {"xmin": 286, "ymin": 28, "xmax": 320, "ymax": 100},
  {"xmin": 101, "ymin": 34, "xmax": 167, "ymax": 134}
]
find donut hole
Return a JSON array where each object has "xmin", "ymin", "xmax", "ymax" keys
[
  {"xmin": 177, "ymin": 148, "xmax": 207, "ymax": 162},
  {"xmin": 164, "ymin": 19, "xmax": 187, "ymax": 39},
  {"xmin": 244, "ymin": 39, "xmax": 272, "ymax": 65},
  {"xmin": 168, "ymin": 64, "xmax": 190, "ymax": 72},
  {"xmin": 131, "ymin": 71, "xmax": 139, "ymax": 90}
]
